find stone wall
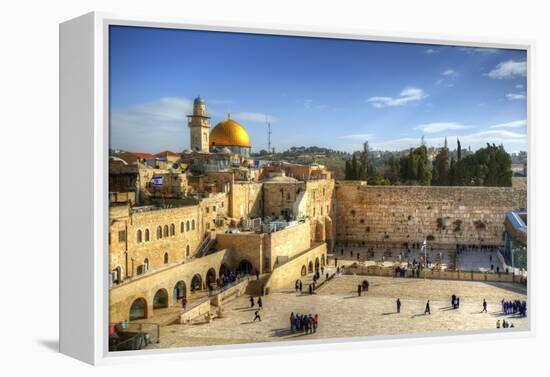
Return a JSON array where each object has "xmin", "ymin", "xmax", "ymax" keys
[
  {"xmin": 335, "ymin": 182, "xmax": 527, "ymax": 246},
  {"xmin": 230, "ymin": 182, "xmax": 263, "ymax": 220},
  {"xmin": 266, "ymin": 243, "xmax": 328, "ymax": 291},
  {"xmin": 216, "ymin": 232, "xmax": 265, "ymax": 273}
]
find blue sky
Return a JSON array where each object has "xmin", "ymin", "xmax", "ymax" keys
[{"xmin": 109, "ymin": 26, "xmax": 527, "ymax": 153}]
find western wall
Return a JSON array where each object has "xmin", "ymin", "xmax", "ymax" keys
[{"xmin": 334, "ymin": 182, "xmax": 527, "ymax": 246}]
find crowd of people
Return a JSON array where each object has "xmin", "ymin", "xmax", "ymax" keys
[
  {"xmin": 501, "ymin": 298, "xmax": 527, "ymax": 317},
  {"xmin": 290, "ymin": 312, "xmax": 319, "ymax": 334}
]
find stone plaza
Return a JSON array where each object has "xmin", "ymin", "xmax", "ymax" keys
[{"xmin": 149, "ymin": 271, "xmax": 527, "ymax": 349}]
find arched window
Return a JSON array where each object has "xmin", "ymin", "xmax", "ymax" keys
[
  {"xmin": 192, "ymin": 219, "xmax": 196, "ymax": 230},
  {"xmin": 157, "ymin": 226, "xmax": 162, "ymax": 239},
  {"xmin": 170, "ymin": 224, "xmax": 175, "ymax": 236},
  {"xmin": 163, "ymin": 225, "xmax": 169, "ymax": 237},
  {"xmin": 144, "ymin": 228, "xmax": 150, "ymax": 242},
  {"xmin": 164, "ymin": 252, "xmax": 169, "ymax": 264},
  {"xmin": 180, "ymin": 222, "xmax": 185, "ymax": 233},
  {"xmin": 186, "ymin": 221, "xmax": 190, "ymax": 231},
  {"xmin": 136, "ymin": 229, "xmax": 142, "ymax": 243},
  {"xmin": 186, "ymin": 245, "xmax": 190, "ymax": 257}
]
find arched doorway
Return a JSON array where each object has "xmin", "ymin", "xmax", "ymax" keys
[
  {"xmin": 153, "ymin": 289, "xmax": 168, "ymax": 309},
  {"xmin": 191, "ymin": 274, "xmax": 203, "ymax": 292},
  {"xmin": 237, "ymin": 260, "xmax": 253, "ymax": 275},
  {"xmin": 173, "ymin": 281, "xmax": 186, "ymax": 305},
  {"xmin": 206, "ymin": 268, "xmax": 216, "ymax": 289},
  {"xmin": 308, "ymin": 261, "xmax": 313, "ymax": 273},
  {"xmin": 129, "ymin": 298, "xmax": 147, "ymax": 321},
  {"xmin": 301, "ymin": 265, "xmax": 307, "ymax": 276},
  {"xmin": 315, "ymin": 257, "xmax": 320, "ymax": 272},
  {"xmin": 219, "ymin": 263, "xmax": 229, "ymax": 278}
]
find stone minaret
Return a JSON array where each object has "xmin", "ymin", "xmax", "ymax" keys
[{"xmin": 187, "ymin": 96, "xmax": 211, "ymax": 152}]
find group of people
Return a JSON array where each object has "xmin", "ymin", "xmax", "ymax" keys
[
  {"xmin": 501, "ymin": 298, "xmax": 527, "ymax": 317},
  {"xmin": 290, "ymin": 312, "xmax": 319, "ymax": 334},
  {"xmin": 496, "ymin": 319, "xmax": 515, "ymax": 328},
  {"xmin": 250, "ymin": 296, "xmax": 263, "ymax": 322}
]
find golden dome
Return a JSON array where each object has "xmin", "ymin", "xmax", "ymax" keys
[{"xmin": 210, "ymin": 118, "xmax": 251, "ymax": 148}]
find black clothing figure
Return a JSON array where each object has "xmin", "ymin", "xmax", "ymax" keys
[
  {"xmin": 365, "ymin": 280, "xmax": 369, "ymax": 292},
  {"xmin": 309, "ymin": 284, "xmax": 313, "ymax": 295},
  {"xmin": 335, "ymin": 258, "xmax": 338, "ymax": 267},
  {"xmin": 253, "ymin": 310, "xmax": 261, "ymax": 322},
  {"xmin": 250, "ymin": 296, "xmax": 255, "ymax": 308},
  {"xmin": 295, "ymin": 280, "xmax": 299, "ymax": 293},
  {"xmin": 456, "ymin": 297, "xmax": 460, "ymax": 309},
  {"xmin": 451, "ymin": 294, "xmax": 456, "ymax": 308},
  {"xmin": 396, "ymin": 298, "xmax": 401, "ymax": 313},
  {"xmin": 424, "ymin": 300, "xmax": 431, "ymax": 315},
  {"xmin": 257, "ymin": 297, "xmax": 263, "ymax": 309},
  {"xmin": 341, "ymin": 248, "xmax": 344, "ymax": 256},
  {"xmin": 299, "ymin": 281, "xmax": 303, "ymax": 293},
  {"xmin": 482, "ymin": 299, "xmax": 487, "ymax": 313},
  {"xmin": 321, "ymin": 266, "xmax": 324, "ymax": 276},
  {"xmin": 357, "ymin": 284, "xmax": 362, "ymax": 297}
]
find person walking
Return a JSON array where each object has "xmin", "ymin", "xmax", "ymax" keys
[
  {"xmin": 290, "ymin": 312, "xmax": 296, "ymax": 333},
  {"xmin": 253, "ymin": 309, "xmax": 261, "ymax": 322},
  {"xmin": 357, "ymin": 284, "xmax": 362, "ymax": 297},
  {"xmin": 299, "ymin": 280, "xmax": 303, "ymax": 293},
  {"xmin": 424, "ymin": 300, "xmax": 431, "ymax": 315},
  {"xmin": 365, "ymin": 279, "xmax": 369, "ymax": 292},
  {"xmin": 396, "ymin": 298, "xmax": 401, "ymax": 313},
  {"xmin": 295, "ymin": 280, "xmax": 299, "ymax": 293},
  {"xmin": 335, "ymin": 257, "xmax": 338, "ymax": 267},
  {"xmin": 249, "ymin": 295, "xmax": 255, "ymax": 308},
  {"xmin": 181, "ymin": 296, "xmax": 187, "ymax": 310},
  {"xmin": 482, "ymin": 299, "xmax": 487, "ymax": 313},
  {"xmin": 257, "ymin": 297, "xmax": 263, "ymax": 310}
]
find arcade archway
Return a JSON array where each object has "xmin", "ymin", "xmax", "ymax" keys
[{"xmin": 129, "ymin": 298, "xmax": 147, "ymax": 321}]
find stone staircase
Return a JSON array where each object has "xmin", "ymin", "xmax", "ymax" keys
[{"xmin": 245, "ymin": 274, "xmax": 271, "ymax": 295}]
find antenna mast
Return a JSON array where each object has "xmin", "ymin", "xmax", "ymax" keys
[{"xmin": 266, "ymin": 115, "xmax": 272, "ymax": 153}]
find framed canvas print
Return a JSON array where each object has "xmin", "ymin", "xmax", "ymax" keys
[{"xmin": 60, "ymin": 12, "xmax": 534, "ymax": 365}]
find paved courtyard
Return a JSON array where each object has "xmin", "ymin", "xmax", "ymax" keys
[{"xmin": 149, "ymin": 275, "xmax": 528, "ymax": 349}]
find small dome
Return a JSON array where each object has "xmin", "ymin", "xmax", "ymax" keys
[
  {"xmin": 193, "ymin": 96, "xmax": 204, "ymax": 105},
  {"xmin": 210, "ymin": 118, "xmax": 251, "ymax": 148}
]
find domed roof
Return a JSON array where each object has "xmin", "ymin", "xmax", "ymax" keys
[{"xmin": 210, "ymin": 118, "xmax": 251, "ymax": 148}]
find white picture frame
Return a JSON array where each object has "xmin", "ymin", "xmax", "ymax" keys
[{"xmin": 60, "ymin": 11, "xmax": 536, "ymax": 365}]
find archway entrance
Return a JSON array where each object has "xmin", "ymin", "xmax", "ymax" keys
[
  {"xmin": 206, "ymin": 268, "xmax": 216, "ymax": 290},
  {"xmin": 153, "ymin": 289, "xmax": 168, "ymax": 309},
  {"xmin": 308, "ymin": 261, "xmax": 313, "ymax": 273},
  {"xmin": 315, "ymin": 257, "xmax": 320, "ymax": 272},
  {"xmin": 301, "ymin": 265, "xmax": 307, "ymax": 276},
  {"xmin": 191, "ymin": 274, "xmax": 203, "ymax": 292},
  {"xmin": 237, "ymin": 260, "xmax": 253, "ymax": 275},
  {"xmin": 219, "ymin": 263, "xmax": 229, "ymax": 278},
  {"xmin": 129, "ymin": 298, "xmax": 147, "ymax": 321},
  {"xmin": 173, "ymin": 281, "xmax": 186, "ymax": 305}
]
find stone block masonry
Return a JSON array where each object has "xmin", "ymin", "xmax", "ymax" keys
[{"xmin": 335, "ymin": 183, "xmax": 527, "ymax": 246}]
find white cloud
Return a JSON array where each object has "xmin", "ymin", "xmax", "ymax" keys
[
  {"xmin": 487, "ymin": 60, "xmax": 527, "ymax": 79},
  {"xmin": 425, "ymin": 48, "xmax": 437, "ymax": 55},
  {"xmin": 232, "ymin": 112, "xmax": 277, "ymax": 123},
  {"xmin": 505, "ymin": 92, "xmax": 526, "ymax": 100},
  {"xmin": 367, "ymin": 87, "xmax": 427, "ymax": 108},
  {"xmin": 339, "ymin": 133, "xmax": 375, "ymax": 140},
  {"xmin": 457, "ymin": 47, "xmax": 499, "ymax": 54},
  {"xmin": 488, "ymin": 120, "xmax": 527, "ymax": 129},
  {"xmin": 442, "ymin": 69, "xmax": 457, "ymax": 76},
  {"xmin": 515, "ymin": 84, "xmax": 524, "ymax": 89},
  {"xmin": 110, "ymin": 97, "xmax": 193, "ymax": 152},
  {"xmin": 370, "ymin": 129, "xmax": 526, "ymax": 152},
  {"xmin": 415, "ymin": 122, "xmax": 471, "ymax": 134}
]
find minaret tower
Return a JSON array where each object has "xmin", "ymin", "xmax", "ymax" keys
[{"xmin": 187, "ymin": 96, "xmax": 211, "ymax": 152}]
